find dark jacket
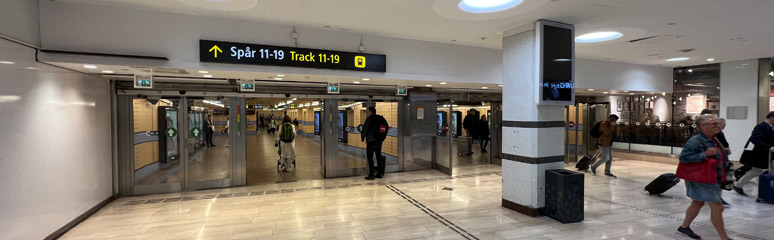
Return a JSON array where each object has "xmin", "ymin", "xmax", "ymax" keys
[
  {"xmin": 715, "ymin": 131, "xmax": 729, "ymax": 150},
  {"xmin": 463, "ymin": 113, "xmax": 479, "ymax": 138},
  {"xmin": 362, "ymin": 114, "xmax": 388, "ymax": 143},
  {"xmin": 479, "ymin": 120, "xmax": 490, "ymax": 139},
  {"xmin": 680, "ymin": 132, "xmax": 728, "ymax": 183},
  {"xmin": 747, "ymin": 121, "xmax": 774, "ymax": 169},
  {"xmin": 204, "ymin": 119, "xmax": 214, "ymax": 133}
]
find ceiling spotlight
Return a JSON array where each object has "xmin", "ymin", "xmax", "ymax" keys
[
  {"xmin": 587, "ymin": 89, "xmax": 595, "ymax": 91},
  {"xmin": 0, "ymin": 61, "xmax": 15, "ymax": 65},
  {"xmin": 292, "ymin": 98, "xmax": 297, "ymax": 100},
  {"xmin": 498, "ymin": 84, "xmax": 503, "ymax": 87},
  {"xmin": 362, "ymin": 78, "xmax": 370, "ymax": 81},
  {"xmin": 102, "ymin": 70, "xmax": 114, "ymax": 74},
  {"xmin": 25, "ymin": 67, "xmax": 37, "ymax": 70},
  {"xmin": 83, "ymin": 65, "xmax": 98, "ymax": 69},
  {"xmin": 458, "ymin": 0, "xmax": 524, "ymax": 13},
  {"xmin": 277, "ymin": 74, "xmax": 286, "ymax": 77},
  {"xmin": 440, "ymin": 82, "xmax": 447, "ymax": 85},
  {"xmin": 203, "ymin": 75, "xmax": 213, "ymax": 78},
  {"xmin": 688, "ymin": 69, "xmax": 693, "ymax": 73},
  {"xmin": 198, "ymin": 70, "xmax": 208, "ymax": 74},
  {"xmin": 575, "ymin": 31, "xmax": 623, "ymax": 43},
  {"xmin": 706, "ymin": 58, "xmax": 715, "ymax": 62},
  {"xmin": 629, "ymin": 93, "xmax": 635, "ymax": 95},
  {"xmin": 425, "ymin": 84, "xmax": 432, "ymax": 87},
  {"xmin": 666, "ymin": 57, "xmax": 690, "ymax": 62},
  {"xmin": 481, "ymin": 86, "xmax": 488, "ymax": 89},
  {"xmin": 274, "ymin": 78, "xmax": 283, "ymax": 80},
  {"xmin": 353, "ymin": 81, "xmax": 361, "ymax": 84},
  {"xmin": 603, "ymin": 92, "xmax": 609, "ymax": 94}
]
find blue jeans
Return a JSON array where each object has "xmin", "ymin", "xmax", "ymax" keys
[{"xmin": 592, "ymin": 146, "xmax": 613, "ymax": 174}]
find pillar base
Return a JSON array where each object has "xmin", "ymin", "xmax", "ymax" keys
[{"xmin": 502, "ymin": 198, "xmax": 544, "ymax": 217}]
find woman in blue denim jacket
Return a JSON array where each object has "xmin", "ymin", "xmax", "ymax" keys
[{"xmin": 676, "ymin": 114, "xmax": 731, "ymax": 240}]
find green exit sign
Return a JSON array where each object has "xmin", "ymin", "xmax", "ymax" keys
[
  {"xmin": 327, "ymin": 82, "xmax": 340, "ymax": 94},
  {"xmin": 134, "ymin": 74, "xmax": 153, "ymax": 89},
  {"xmin": 397, "ymin": 86, "xmax": 407, "ymax": 96}
]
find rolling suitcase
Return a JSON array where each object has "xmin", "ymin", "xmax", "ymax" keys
[
  {"xmin": 644, "ymin": 173, "xmax": 680, "ymax": 195},
  {"xmin": 757, "ymin": 153, "xmax": 774, "ymax": 204},
  {"xmin": 456, "ymin": 136, "xmax": 473, "ymax": 156},
  {"xmin": 576, "ymin": 149, "xmax": 601, "ymax": 171}
]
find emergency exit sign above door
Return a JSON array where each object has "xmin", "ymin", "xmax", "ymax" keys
[{"xmin": 199, "ymin": 40, "xmax": 386, "ymax": 72}]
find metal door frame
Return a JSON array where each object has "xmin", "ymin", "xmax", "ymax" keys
[{"xmin": 490, "ymin": 101, "xmax": 503, "ymax": 166}]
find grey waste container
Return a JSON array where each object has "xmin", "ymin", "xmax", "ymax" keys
[{"xmin": 544, "ymin": 169, "xmax": 584, "ymax": 223}]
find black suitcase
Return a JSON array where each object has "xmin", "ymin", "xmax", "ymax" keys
[
  {"xmin": 645, "ymin": 173, "xmax": 680, "ymax": 195},
  {"xmin": 575, "ymin": 149, "xmax": 600, "ymax": 171}
]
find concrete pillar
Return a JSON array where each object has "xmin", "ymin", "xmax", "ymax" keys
[{"xmin": 501, "ymin": 29, "xmax": 566, "ymax": 217}]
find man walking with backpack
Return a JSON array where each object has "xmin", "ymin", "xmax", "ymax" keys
[
  {"xmin": 277, "ymin": 116, "xmax": 296, "ymax": 172},
  {"xmin": 591, "ymin": 114, "xmax": 619, "ymax": 177},
  {"xmin": 362, "ymin": 106, "xmax": 389, "ymax": 180}
]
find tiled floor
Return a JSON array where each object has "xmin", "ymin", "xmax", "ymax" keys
[{"xmin": 62, "ymin": 161, "xmax": 773, "ymax": 240}]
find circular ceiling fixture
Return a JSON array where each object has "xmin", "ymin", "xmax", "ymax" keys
[
  {"xmin": 433, "ymin": 0, "xmax": 550, "ymax": 21},
  {"xmin": 666, "ymin": 57, "xmax": 690, "ymax": 62},
  {"xmin": 575, "ymin": 31, "xmax": 623, "ymax": 43},
  {"xmin": 458, "ymin": 0, "xmax": 524, "ymax": 13}
]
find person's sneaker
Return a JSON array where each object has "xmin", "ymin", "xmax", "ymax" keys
[
  {"xmin": 364, "ymin": 175, "xmax": 375, "ymax": 180},
  {"xmin": 591, "ymin": 167, "xmax": 597, "ymax": 176},
  {"xmin": 604, "ymin": 172, "xmax": 617, "ymax": 178},
  {"xmin": 677, "ymin": 226, "xmax": 701, "ymax": 239},
  {"xmin": 721, "ymin": 199, "xmax": 730, "ymax": 207},
  {"xmin": 733, "ymin": 185, "xmax": 746, "ymax": 195}
]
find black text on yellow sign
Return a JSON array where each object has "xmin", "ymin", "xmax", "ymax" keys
[{"xmin": 200, "ymin": 40, "xmax": 385, "ymax": 72}]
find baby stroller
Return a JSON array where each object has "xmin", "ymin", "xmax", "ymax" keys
[{"xmin": 275, "ymin": 140, "xmax": 295, "ymax": 172}]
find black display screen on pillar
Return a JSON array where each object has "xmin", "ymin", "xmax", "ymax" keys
[{"xmin": 537, "ymin": 20, "xmax": 574, "ymax": 105}]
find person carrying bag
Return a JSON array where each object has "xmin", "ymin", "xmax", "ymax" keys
[{"xmin": 675, "ymin": 114, "xmax": 731, "ymax": 240}]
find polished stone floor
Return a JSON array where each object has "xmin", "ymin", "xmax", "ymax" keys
[{"xmin": 63, "ymin": 161, "xmax": 773, "ymax": 240}]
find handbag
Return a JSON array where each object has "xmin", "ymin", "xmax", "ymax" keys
[
  {"xmin": 739, "ymin": 139, "xmax": 755, "ymax": 165},
  {"xmin": 676, "ymin": 146, "xmax": 726, "ymax": 184}
]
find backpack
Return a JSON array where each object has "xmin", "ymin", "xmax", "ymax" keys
[
  {"xmin": 280, "ymin": 123, "xmax": 294, "ymax": 142},
  {"xmin": 590, "ymin": 121, "xmax": 603, "ymax": 138},
  {"xmin": 376, "ymin": 115, "xmax": 389, "ymax": 141}
]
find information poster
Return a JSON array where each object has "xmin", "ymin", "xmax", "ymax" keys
[
  {"xmin": 417, "ymin": 106, "xmax": 424, "ymax": 120},
  {"xmin": 686, "ymin": 96, "xmax": 706, "ymax": 113}
]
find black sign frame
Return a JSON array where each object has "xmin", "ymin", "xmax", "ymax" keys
[{"xmin": 199, "ymin": 40, "xmax": 386, "ymax": 72}]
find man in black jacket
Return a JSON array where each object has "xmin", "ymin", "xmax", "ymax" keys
[
  {"xmin": 734, "ymin": 111, "xmax": 774, "ymax": 195},
  {"xmin": 204, "ymin": 115, "xmax": 215, "ymax": 147},
  {"xmin": 362, "ymin": 106, "xmax": 389, "ymax": 180}
]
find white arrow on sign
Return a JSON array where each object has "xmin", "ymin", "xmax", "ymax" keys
[
  {"xmin": 193, "ymin": 129, "xmax": 200, "ymax": 136},
  {"xmin": 168, "ymin": 129, "xmax": 175, "ymax": 136}
]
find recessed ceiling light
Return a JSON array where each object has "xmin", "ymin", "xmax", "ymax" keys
[
  {"xmin": 706, "ymin": 58, "xmax": 715, "ymax": 62},
  {"xmin": 198, "ymin": 70, "xmax": 208, "ymax": 74},
  {"xmin": 666, "ymin": 57, "xmax": 690, "ymax": 62},
  {"xmin": 0, "ymin": 61, "xmax": 15, "ymax": 65},
  {"xmin": 353, "ymin": 81, "xmax": 361, "ymax": 84},
  {"xmin": 274, "ymin": 78, "xmax": 283, "ymax": 80},
  {"xmin": 277, "ymin": 74, "xmax": 285, "ymax": 77},
  {"xmin": 362, "ymin": 78, "xmax": 370, "ymax": 81},
  {"xmin": 587, "ymin": 89, "xmax": 595, "ymax": 91},
  {"xmin": 688, "ymin": 69, "xmax": 693, "ymax": 73},
  {"xmin": 440, "ymin": 82, "xmax": 447, "ymax": 85},
  {"xmin": 623, "ymin": 90, "xmax": 630, "ymax": 93},
  {"xmin": 481, "ymin": 86, "xmax": 488, "ymax": 89},
  {"xmin": 425, "ymin": 84, "xmax": 432, "ymax": 87},
  {"xmin": 603, "ymin": 92, "xmax": 609, "ymax": 94},
  {"xmin": 203, "ymin": 75, "xmax": 213, "ymax": 78},
  {"xmin": 629, "ymin": 93, "xmax": 635, "ymax": 95},
  {"xmin": 498, "ymin": 84, "xmax": 503, "ymax": 87},
  {"xmin": 575, "ymin": 32, "xmax": 623, "ymax": 43},
  {"xmin": 83, "ymin": 65, "xmax": 98, "ymax": 69},
  {"xmin": 25, "ymin": 67, "xmax": 37, "ymax": 70},
  {"xmin": 458, "ymin": 0, "xmax": 524, "ymax": 13},
  {"xmin": 102, "ymin": 70, "xmax": 114, "ymax": 74}
]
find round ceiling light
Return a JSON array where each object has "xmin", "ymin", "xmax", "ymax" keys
[
  {"xmin": 666, "ymin": 57, "xmax": 690, "ymax": 62},
  {"xmin": 458, "ymin": 0, "xmax": 524, "ymax": 13},
  {"xmin": 575, "ymin": 32, "xmax": 623, "ymax": 43}
]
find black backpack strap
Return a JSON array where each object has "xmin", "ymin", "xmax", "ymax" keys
[{"xmin": 744, "ymin": 138, "xmax": 751, "ymax": 148}]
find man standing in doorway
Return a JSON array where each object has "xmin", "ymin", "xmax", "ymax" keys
[
  {"xmin": 362, "ymin": 106, "xmax": 389, "ymax": 180},
  {"xmin": 204, "ymin": 115, "xmax": 216, "ymax": 147}
]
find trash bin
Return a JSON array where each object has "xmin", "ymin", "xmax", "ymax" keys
[{"xmin": 544, "ymin": 169, "xmax": 584, "ymax": 223}]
